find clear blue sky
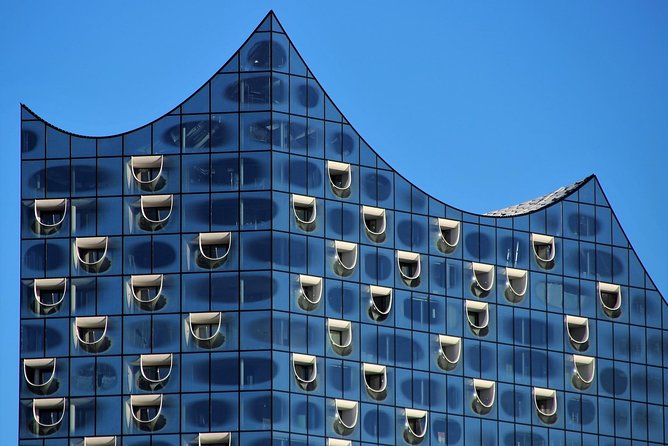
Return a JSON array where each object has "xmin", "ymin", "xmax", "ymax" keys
[{"xmin": 1, "ymin": 1, "xmax": 667, "ymax": 440}]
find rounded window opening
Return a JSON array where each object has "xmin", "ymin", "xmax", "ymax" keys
[
  {"xmin": 32, "ymin": 278, "xmax": 67, "ymax": 315},
  {"xmin": 75, "ymin": 237, "xmax": 110, "ymax": 273},
  {"xmin": 362, "ymin": 206, "xmax": 386, "ymax": 242},
  {"xmin": 572, "ymin": 355, "xmax": 596, "ymax": 390},
  {"xmin": 471, "ymin": 262, "xmax": 494, "ymax": 297},
  {"xmin": 74, "ymin": 316, "xmax": 110, "ymax": 353},
  {"xmin": 33, "ymin": 198, "xmax": 67, "ymax": 235},
  {"xmin": 138, "ymin": 195, "xmax": 173, "ymax": 231},
  {"xmin": 397, "ymin": 251, "xmax": 421, "ymax": 287},
  {"xmin": 129, "ymin": 274, "xmax": 165, "ymax": 311},
  {"xmin": 333, "ymin": 399, "xmax": 358, "ymax": 436},
  {"xmin": 129, "ymin": 394, "xmax": 165, "ymax": 431},
  {"xmin": 368, "ymin": 286, "xmax": 392, "ymax": 321},
  {"xmin": 297, "ymin": 275, "xmax": 322, "ymax": 311},
  {"xmin": 504, "ymin": 267, "xmax": 528, "ymax": 303},
  {"xmin": 187, "ymin": 312, "xmax": 224, "ymax": 349},
  {"xmin": 362, "ymin": 363, "xmax": 387, "ymax": 400},
  {"xmin": 565, "ymin": 315, "xmax": 589, "ymax": 351},
  {"xmin": 138, "ymin": 353, "xmax": 173, "ymax": 391},
  {"xmin": 531, "ymin": 233, "xmax": 556, "ymax": 269},
  {"xmin": 327, "ymin": 161, "xmax": 352, "ymax": 198},
  {"xmin": 24, "ymin": 358, "xmax": 58, "ymax": 395},
  {"xmin": 326, "ymin": 439, "xmax": 351, "ymax": 446},
  {"xmin": 31, "ymin": 397, "xmax": 66, "ymax": 436},
  {"xmin": 292, "ymin": 353, "xmax": 318, "ymax": 391},
  {"xmin": 598, "ymin": 282, "xmax": 622, "ymax": 318},
  {"xmin": 130, "ymin": 155, "xmax": 165, "ymax": 191},
  {"xmin": 328, "ymin": 319, "xmax": 353, "ymax": 356},
  {"xmin": 198, "ymin": 432, "xmax": 231, "ymax": 446},
  {"xmin": 472, "ymin": 379, "xmax": 496, "ymax": 415},
  {"xmin": 437, "ymin": 218, "xmax": 460, "ymax": 253},
  {"xmin": 465, "ymin": 300, "xmax": 489, "ymax": 337},
  {"xmin": 437, "ymin": 335, "xmax": 461, "ymax": 371},
  {"xmin": 292, "ymin": 194, "xmax": 317, "ymax": 231},
  {"xmin": 83, "ymin": 437, "xmax": 117, "ymax": 446},
  {"xmin": 197, "ymin": 232, "xmax": 232, "ymax": 269},
  {"xmin": 533, "ymin": 387, "xmax": 558, "ymax": 424},
  {"xmin": 404, "ymin": 408, "xmax": 428, "ymax": 444},
  {"xmin": 333, "ymin": 241, "xmax": 357, "ymax": 276}
]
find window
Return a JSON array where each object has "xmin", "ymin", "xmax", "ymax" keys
[
  {"xmin": 138, "ymin": 194, "xmax": 173, "ymax": 231},
  {"xmin": 472, "ymin": 379, "xmax": 496, "ymax": 415},
  {"xmin": 598, "ymin": 282, "xmax": 622, "ymax": 318},
  {"xmin": 23, "ymin": 358, "xmax": 57, "ymax": 395},
  {"xmin": 31, "ymin": 397, "xmax": 65, "ymax": 435},
  {"xmin": 187, "ymin": 312, "xmax": 224, "ymax": 349},
  {"xmin": 362, "ymin": 363, "xmax": 387, "ymax": 400},
  {"xmin": 292, "ymin": 353, "xmax": 317, "ymax": 391},
  {"xmin": 531, "ymin": 233, "xmax": 555, "ymax": 269},
  {"xmin": 533, "ymin": 387, "xmax": 558, "ymax": 424},
  {"xmin": 368, "ymin": 285, "xmax": 392, "ymax": 321},
  {"xmin": 565, "ymin": 315, "xmax": 589, "ymax": 351},
  {"xmin": 333, "ymin": 241, "xmax": 357, "ymax": 276},
  {"xmin": 129, "ymin": 394, "xmax": 164, "ymax": 430},
  {"xmin": 327, "ymin": 318, "xmax": 353, "ymax": 356},
  {"xmin": 130, "ymin": 155, "xmax": 164, "ymax": 191},
  {"xmin": 437, "ymin": 335, "xmax": 461, "ymax": 371},
  {"xmin": 404, "ymin": 408, "xmax": 428, "ymax": 444},
  {"xmin": 198, "ymin": 232, "xmax": 232, "ymax": 269},
  {"xmin": 504, "ymin": 267, "xmax": 528, "ymax": 303},
  {"xmin": 292, "ymin": 194, "xmax": 317, "ymax": 231},
  {"xmin": 572, "ymin": 355, "xmax": 595, "ymax": 390},
  {"xmin": 33, "ymin": 198, "xmax": 67, "ymax": 235},
  {"xmin": 333, "ymin": 399, "xmax": 358, "ymax": 435},
  {"xmin": 75, "ymin": 237, "xmax": 110, "ymax": 273},
  {"xmin": 74, "ymin": 316, "xmax": 110, "ymax": 353},
  {"xmin": 327, "ymin": 161, "xmax": 351, "ymax": 198},
  {"xmin": 297, "ymin": 275, "xmax": 322, "ymax": 311},
  {"xmin": 437, "ymin": 218, "xmax": 460, "ymax": 253},
  {"xmin": 32, "ymin": 278, "xmax": 66, "ymax": 315},
  {"xmin": 465, "ymin": 300, "xmax": 489, "ymax": 336},
  {"xmin": 471, "ymin": 262, "xmax": 494, "ymax": 297},
  {"xmin": 397, "ymin": 251, "xmax": 421, "ymax": 287},
  {"xmin": 362, "ymin": 206, "xmax": 386, "ymax": 242}
]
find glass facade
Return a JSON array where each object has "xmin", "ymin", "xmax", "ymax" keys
[{"xmin": 19, "ymin": 12, "xmax": 668, "ymax": 446}]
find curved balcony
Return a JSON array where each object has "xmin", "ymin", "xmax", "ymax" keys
[
  {"xmin": 333, "ymin": 399, "xmax": 358, "ymax": 436},
  {"xmin": 403, "ymin": 408, "xmax": 428, "ymax": 444},
  {"xmin": 74, "ymin": 316, "xmax": 110, "ymax": 353},
  {"xmin": 328, "ymin": 318, "xmax": 353, "ymax": 356},
  {"xmin": 598, "ymin": 282, "xmax": 622, "ymax": 318},
  {"xmin": 397, "ymin": 251, "xmax": 421, "ymax": 287},
  {"xmin": 327, "ymin": 161, "xmax": 351, "ymax": 198},
  {"xmin": 292, "ymin": 353, "xmax": 317, "ymax": 391},
  {"xmin": 292, "ymin": 194, "xmax": 317, "ymax": 231},
  {"xmin": 504, "ymin": 267, "xmax": 528, "ymax": 303},
  {"xmin": 129, "ymin": 394, "xmax": 164, "ymax": 431},
  {"xmin": 437, "ymin": 218, "xmax": 460, "ymax": 253},
  {"xmin": 362, "ymin": 206, "xmax": 386, "ymax": 242},
  {"xmin": 297, "ymin": 275, "xmax": 322, "ymax": 311},
  {"xmin": 531, "ymin": 233, "xmax": 556, "ymax": 269},
  {"xmin": 32, "ymin": 278, "xmax": 66, "ymax": 315},
  {"xmin": 139, "ymin": 194, "xmax": 173, "ymax": 231},
  {"xmin": 333, "ymin": 241, "xmax": 357, "ymax": 276},
  {"xmin": 129, "ymin": 274, "xmax": 164, "ymax": 310},
  {"xmin": 533, "ymin": 387, "xmax": 558, "ymax": 424},
  {"xmin": 197, "ymin": 232, "xmax": 231, "ymax": 269},
  {"xmin": 437, "ymin": 335, "xmax": 461, "ymax": 371},
  {"xmin": 138, "ymin": 353, "xmax": 173, "ymax": 391},
  {"xmin": 130, "ymin": 155, "xmax": 164, "ymax": 191},
  {"xmin": 565, "ymin": 315, "xmax": 589, "ymax": 351},
  {"xmin": 187, "ymin": 312, "xmax": 224, "ymax": 349},
  {"xmin": 368, "ymin": 285, "xmax": 392, "ymax": 321},
  {"xmin": 75, "ymin": 237, "xmax": 110, "ymax": 273},
  {"xmin": 198, "ymin": 432, "xmax": 231, "ymax": 446},
  {"xmin": 465, "ymin": 300, "xmax": 489, "ymax": 336},
  {"xmin": 31, "ymin": 397, "xmax": 65, "ymax": 435},
  {"xmin": 23, "ymin": 358, "xmax": 57, "ymax": 395},
  {"xmin": 471, "ymin": 379, "xmax": 496, "ymax": 415},
  {"xmin": 572, "ymin": 355, "xmax": 596, "ymax": 390},
  {"xmin": 84, "ymin": 437, "xmax": 117, "ymax": 446},
  {"xmin": 362, "ymin": 363, "xmax": 387, "ymax": 400},
  {"xmin": 471, "ymin": 262, "xmax": 495, "ymax": 297},
  {"xmin": 33, "ymin": 198, "xmax": 67, "ymax": 235}
]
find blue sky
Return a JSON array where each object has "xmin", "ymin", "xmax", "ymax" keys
[{"xmin": 2, "ymin": 1, "xmax": 667, "ymax": 440}]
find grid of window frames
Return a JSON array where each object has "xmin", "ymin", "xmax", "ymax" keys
[{"xmin": 19, "ymin": 12, "xmax": 668, "ymax": 446}]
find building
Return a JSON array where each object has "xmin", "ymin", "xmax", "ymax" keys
[{"xmin": 19, "ymin": 11, "xmax": 667, "ymax": 446}]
